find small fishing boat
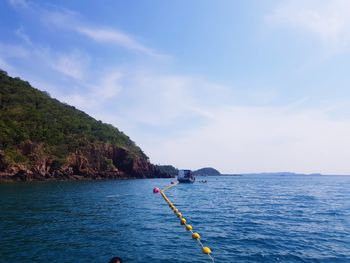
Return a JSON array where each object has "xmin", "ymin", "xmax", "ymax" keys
[{"xmin": 177, "ymin": 169, "xmax": 195, "ymax": 183}]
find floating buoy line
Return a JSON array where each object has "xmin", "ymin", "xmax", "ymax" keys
[{"xmin": 157, "ymin": 182, "xmax": 215, "ymax": 262}]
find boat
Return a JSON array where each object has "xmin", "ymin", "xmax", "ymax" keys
[{"xmin": 177, "ymin": 169, "xmax": 195, "ymax": 183}]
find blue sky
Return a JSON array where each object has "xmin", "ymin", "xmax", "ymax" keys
[{"xmin": 1, "ymin": 0, "xmax": 350, "ymax": 174}]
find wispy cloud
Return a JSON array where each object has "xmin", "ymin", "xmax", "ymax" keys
[
  {"xmin": 0, "ymin": 38, "xmax": 123, "ymax": 109},
  {"xmin": 24, "ymin": 2, "xmax": 170, "ymax": 59},
  {"xmin": 56, "ymin": 69, "xmax": 230, "ymax": 126},
  {"xmin": 267, "ymin": 0, "xmax": 350, "ymax": 54},
  {"xmin": 117, "ymin": 71, "xmax": 233, "ymax": 127},
  {"xmin": 51, "ymin": 52, "xmax": 89, "ymax": 80},
  {"xmin": 15, "ymin": 26, "xmax": 32, "ymax": 45},
  {"xmin": 75, "ymin": 26, "xmax": 163, "ymax": 58},
  {"xmin": 11, "ymin": 1, "xmax": 168, "ymax": 58},
  {"xmin": 59, "ymin": 70, "xmax": 124, "ymax": 109},
  {"xmin": 94, "ymin": 70, "xmax": 123, "ymax": 99},
  {"xmin": 0, "ymin": 41, "xmax": 90, "ymax": 81}
]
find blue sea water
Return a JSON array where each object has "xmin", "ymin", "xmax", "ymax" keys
[{"xmin": 1, "ymin": 175, "xmax": 350, "ymax": 263}]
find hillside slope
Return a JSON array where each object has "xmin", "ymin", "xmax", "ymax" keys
[{"xmin": 0, "ymin": 70, "xmax": 170, "ymax": 181}]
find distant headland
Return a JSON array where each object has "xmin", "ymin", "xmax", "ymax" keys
[
  {"xmin": 193, "ymin": 167, "xmax": 221, "ymax": 176},
  {"xmin": 239, "ymin": 172, "xmax": 323, "ymax": 176}
]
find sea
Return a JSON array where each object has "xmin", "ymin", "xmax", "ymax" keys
[{"xmin": 1, "ymin": 175, "xmax": 349, "ymax": 263}]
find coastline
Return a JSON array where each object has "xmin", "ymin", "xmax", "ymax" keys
[{"xmin": 0, "ymin": 168, "xmax": 174, "ymax": 182}]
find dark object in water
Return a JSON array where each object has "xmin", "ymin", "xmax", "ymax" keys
[
  {"xmin": 178, "ymin": 170, "xmax": 195, "ymax": 183},
  {"xmin": 109, "ymin": 257, "xmax": 123, "ymax": 263}
]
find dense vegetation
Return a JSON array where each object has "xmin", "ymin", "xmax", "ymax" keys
[
  {"xmin": 0, "ymin": 70, "xmax": 172, "ymax": 182},
  {"xmin": 155, "ymin": 165, "xmax": 178, "ymax": 177},
  {"xmin": 0, "ymin": 69, "xmax": 146, "ymax": 168}
]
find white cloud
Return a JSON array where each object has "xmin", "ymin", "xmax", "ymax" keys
[
  {"xmin": 57, "ymin": 70, "xmax": 123, "ymax": 110},
  {"xmin": 0, "ymin": 41, "xmax": 91, "ymax": 81},
  {"xmin": 51, "ymin": 52, "xmax": 89, "ymax": 80},
  {"xmin": 0, "ymin": 40, "xmax": 123, "ymax": 109},
  {"xmin": 117, "ymin": 71, "xmax": 233, "ymax": 126},
  {"xmin": 8, "ymin": 1, "xmax": 167, "ymax": 58},
  {"xmin": 75, "ymin": 26, "xmax": 161, "ymax": 57},
  {"xmin": 37, "ymin": 7, "xmax": 168, "ymax": 58},
  {"xmin": 143, "ymin": 105, "xmax": 350, "ymax": 175},
  {"xmin": 55, "ymin": 70, "xmax": 223, "ymax": 125},
  {"xmin": 15, "ymin": 27, "xmax": 32, "ymax": 45},
  {"xmin": 267, "ymin": 0, "xmax": 350, "ymax": 53},
  {"xmin": 93, "ymin": 70, "xmax": 123, "ymax": 99}
]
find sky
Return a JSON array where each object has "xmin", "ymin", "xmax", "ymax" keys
[{"xmin": 1, "ymin": 0, "xmax": 350, "ymax": 174}]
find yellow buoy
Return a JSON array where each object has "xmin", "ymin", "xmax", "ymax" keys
[
  {"xmin": 185, "ymin": 224, "xmax": 193, "ymax": 231},
  {"xmin": 202, "ymin": 247, "xmax": 212, "ymax": 254},
  {"xmin": 192, "ymin": 232, "xmax": 200, "ymax": 239},
  {"xmin": 159, "ymin": 183, "xmax": 214, "ymax": 260}
]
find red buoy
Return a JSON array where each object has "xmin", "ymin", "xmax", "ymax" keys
[{"xmin": 153, "ymin": 187, "xmax": 160, "ymax": 193}]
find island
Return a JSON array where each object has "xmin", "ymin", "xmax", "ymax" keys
[{"xmin": 193, "ymin": 167, "xmax": 221, "ymax": 176}]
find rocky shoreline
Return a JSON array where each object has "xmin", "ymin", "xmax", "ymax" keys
[
  {"xmin": 0, "ymin": 142, "xmax": 173, "ymax": 182},
  {"xmin": 0, "ymin": 167, "xmax": 173, "ymax": 182},
  {"xmin": 0, "ymin": 172, "xmax": 171, "ymax": 182}
]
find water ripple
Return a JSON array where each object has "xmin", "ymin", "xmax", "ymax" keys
[{"xmin": 1, "ymin": 175, "xmax": 350, "ymax": 262}]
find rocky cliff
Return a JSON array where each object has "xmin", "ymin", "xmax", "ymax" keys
[{"xmin": 0, "ymin": 70, "xmax": 171, "ymax": 181}]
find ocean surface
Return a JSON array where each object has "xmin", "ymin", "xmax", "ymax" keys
[{"xmin": 1, "ymin": 175, "xmax": 350, "ymax": 263}]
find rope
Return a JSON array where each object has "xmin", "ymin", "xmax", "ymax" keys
[
  {"xmin": 161, "ymin": 182, "xmax": 178, "ymax": 192},
  {"xmin": 159, "ymin": 183, "xmax": 215, "ymax": 262}
]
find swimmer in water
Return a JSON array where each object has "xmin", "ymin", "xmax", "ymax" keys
[{"xmin": 109, "ymin": 257, "xmax": 123, "ymax": 263}]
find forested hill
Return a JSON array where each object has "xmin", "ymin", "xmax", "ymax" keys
[
  {"xmin": 193, "ymin": 167, "xmax": 221, "ymax": 176},
  {"xmin": 0, "ymin": 70, "xmax": 171, "ymax": 181}
]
